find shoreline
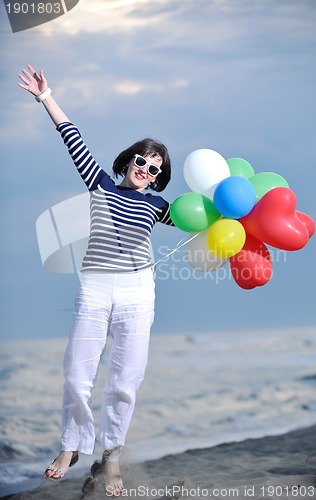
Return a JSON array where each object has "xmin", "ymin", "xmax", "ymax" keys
[
  {"xmin": 2, "ymin": 424, "xmax": 316, "ymax": 499},
  {"xmin": 1, "ymin": 328, "xmax": 316, "ymax": 498}
]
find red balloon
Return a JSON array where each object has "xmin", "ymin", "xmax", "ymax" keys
[
  {"xmin": 296, "ymin": 211, "xmax": 315, "ymax": 238},
  {"xmin": 230, "ymin": 235, "xmax": 272, "ymax": 289},
  {"xmin": 233, "ymin": 278, "xmax": 257, "ymax": 290},
  {"xmin": 240, "ymin": 187, "xmax": 309, "ymax": 251}
]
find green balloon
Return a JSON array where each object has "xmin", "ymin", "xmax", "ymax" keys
[
  {"xmin": 226, "ymin": 158, "xmax": 255, "ymax": 179},
  {"xmin": 170, "ymin": 192, "xmax": 220, "ymax": 232},
  {"xmin": 249, "ymin": 172, "xmax": 289, "ymax": 202}
]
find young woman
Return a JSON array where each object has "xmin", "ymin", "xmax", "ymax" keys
[{"xmin": 18, "ymin": 64, "xmax": 174, "ymax": 496}]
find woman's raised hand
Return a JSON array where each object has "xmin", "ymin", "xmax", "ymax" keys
[
  {"xmin": 17, "ymin": 64, "xmax": 48, "ymax": 97},
  {"xmin": 17, "ymin": 64, "xmax": 70, "ymax": 125}
]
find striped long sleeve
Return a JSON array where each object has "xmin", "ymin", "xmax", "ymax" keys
[{"xmin": 56, "ymin": 122, "xmax": 174, "ymax": 272}]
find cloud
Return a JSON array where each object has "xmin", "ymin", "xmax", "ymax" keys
[
  {"xmin": 112, "ymin": 78, "xmax": 189, "ymax": 95},
  {"xmin": 35, "ymin": 0, "xmax": 173, "ymax": 36},
  {"xmin": 0, "ymin": 101, "xmax": 46, "ymax": 141},
  {"xmin": 1, "ymin": 0, "xmax": 315, "ymax": 342}
]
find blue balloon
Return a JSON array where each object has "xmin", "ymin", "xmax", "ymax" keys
[{"xmin": 213, "ymin": 176, "xmax": 256, "ymax": 219}]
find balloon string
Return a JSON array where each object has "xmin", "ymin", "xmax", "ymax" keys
[{"xmin": 152, "ymin": 232, "xmax": 200, "ymax": 269}]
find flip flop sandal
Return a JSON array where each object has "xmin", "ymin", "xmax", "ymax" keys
[{"xmin": 45, "ymin": 452, "xmax": 79, "ymax": 480}]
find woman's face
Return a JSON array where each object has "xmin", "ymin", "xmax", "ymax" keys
[{"xmin": 120, "ymin": 153, "xmax": 163, "ymax": 192}]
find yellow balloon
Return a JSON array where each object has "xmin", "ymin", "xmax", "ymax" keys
[{"xmin": 206, "ymin": 219, "xmax": 246, "ymax": 258}]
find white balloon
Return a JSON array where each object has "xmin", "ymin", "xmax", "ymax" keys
[
  {"xmin": 184, "ymin": 230, "xmax": 228, "ymax": 273},
  {"xmin": 183, "ymin": 149, "xmax": 230, "ymax": 199}
]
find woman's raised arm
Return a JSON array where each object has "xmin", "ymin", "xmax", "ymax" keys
[{"xmin": 17, "ymin": 64, "xmax": 70, "ymax": 126}]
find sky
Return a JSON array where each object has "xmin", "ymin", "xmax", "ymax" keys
[{"xmin": 0, "ymin": 0, "xmax": 315, "ymax": 341}]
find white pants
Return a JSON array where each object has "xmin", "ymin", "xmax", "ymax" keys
[{"xmin": 61, "ymin": 269, "xmax": 155, "ymax": 456}]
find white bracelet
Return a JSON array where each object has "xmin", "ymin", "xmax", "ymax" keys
[{"xmin": 35, "ymin": 88, "xmax": 52, "ymax": 102}]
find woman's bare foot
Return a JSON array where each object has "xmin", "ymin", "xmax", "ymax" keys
[
  {"xmin": 101, "ymin": 448, "xmax": 124, "ymax": 496},
  {"xmin": 81, "ymin": 448, "xmax": 123, "ymax": 497},
  {"xmin": 45, "ymin": 450, "xmax": 79, "ymax": 479},
  {"xmin": 104, "ymin": 461, "xmax": 124, "ymax": 496}
]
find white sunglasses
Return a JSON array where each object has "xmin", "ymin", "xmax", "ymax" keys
[{"xmin": 134, "ymin": 154, "xmax": 162, "ymax": 177}]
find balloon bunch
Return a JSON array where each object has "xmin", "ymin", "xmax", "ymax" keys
[{"xmin": 170, "ymin": 150, "xmax": 314, "ymax": 289}]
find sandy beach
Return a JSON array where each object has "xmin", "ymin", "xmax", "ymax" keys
[
  {"xmin": 1, "ymin": 328, "xmax": 315, "ymax": 499},
  {"xmin": 2, "ymin": 424, "xmax": 316, "ymax": 500}
]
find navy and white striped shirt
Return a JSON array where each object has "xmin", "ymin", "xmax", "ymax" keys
[{"xmin": 57, "ymin": 122, "xmax": 173, "ymax": 272}]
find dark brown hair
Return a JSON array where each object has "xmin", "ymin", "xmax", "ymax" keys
[{"xmin": 112, "ymin": 138, "xmax": 171, "ymax": 192}]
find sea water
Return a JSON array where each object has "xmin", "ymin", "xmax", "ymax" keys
[{"xmin": 0, "ymin": 327, "xmax": 316, "ymax": 496}]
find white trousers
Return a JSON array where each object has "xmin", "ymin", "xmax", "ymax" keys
[{"xmin": 61, "ymin": 269, "xmax": 155, "ymax": 456}]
